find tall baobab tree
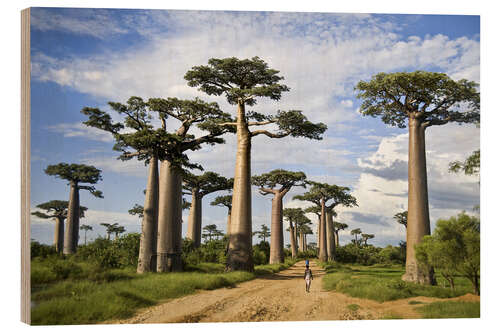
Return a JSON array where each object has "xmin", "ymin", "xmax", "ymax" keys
[
  {"xmin": 79, "ymin": 224, "xmax": 93, "ymax": 245},
  {"xmin": 394, "ymin": 211, "xmax": 408, "ymax": 229},
  {"xmin": 325, "ymin": 209, "xmax": 338, "ymax": 260},
  {"xmin": 252, "ymin": 169, "xmax": 307, "ymax": 264},
  {"xmin": 210, "ymin": 195, "xmax": 232, "ymax": 234},
  {"xmin": 294, "ymin": 182, "xmax": 357, "ymax": 262},
  {"xmin": 297, "ymin": 219, "xmax": 313, "ymax": 252},
  {"xmin": 183, "ymin": 171, "xmax": 233, "ymax": 247},
  {"xmin": 361, "ymin": 233, "xmax": 375, "ymax": 246},
  {"xmin": 31, "ymin": 200, "xmax": 87, "ymax": 252},
  {"xmin": 185, "ymin": 56, "xmax": 327, "ymax": 271},
  {"xmin": 333, "ymin": 222, "xmax": 348, "ymax": 248},
  {"xmin": 356, "ymin": 71, "xmax": 479, "ymax": 284},
  {"xmin": 351, "ymin": 228, "xmax": 362, "ymax": 246},
  {"xmin": 83, "ymin": 96, "xmax": 232, "ymax": 273},
  {"xmin": 45, "ymin": 163, "xmax": 103, "ymax": 254}
]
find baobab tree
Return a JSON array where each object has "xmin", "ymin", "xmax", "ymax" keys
[
  {"xmin": 333, "ymin": 222, "xmax": 348, "ymax": 248},
  {"xmin": 185, "ymin": 56, "xmax": 327, "ymax": 271},
  {"xmin": 252, "ymin": 169, "xmax": 307, "ymax": 264},
  {"xmin": 31, "ymin": 200, "xmax": 87, "ymax": 252},
  {"xmin": 297, "ymin": 220, "xmax": 313, "ymax": 252},
  {"xmin": 394, "ymin": 211, "xmax": 408, "ymax": 229},
  {"xmin": 325, "ymin": 209, "xmax": 338, "ymax": 260},
  {"xmin": 183, "ymin": 171, "xmax": 233, "ymax": 247},
  {"xmin": 283, "ymin": 208, "xmax": 308, "ymax": 258},
  {"xmin": 148, "ymin": 97, "xmax": 233, "ymax": 272},
  {"xmin": 45, "ymin": 163, "xmax": 103, "ymax": 254},
  {"xmin": 304, "ymin": 206, "xmax": 322, "ymax": 250},
  {"xmin": 356, "ymin": 71, "xmax": 479, "ymax": 284},
  {"xmin": 253, "ymin": 224, "xmax": 271, "ymax": 243},
  {"xmin": 294, "ymin": 182, "xmax": 357, "ymax": 262},
  {"xmin": 449, "ymin": 150, "xmax": 480, "ymax": 176},
  {"xmin": 100, "ymin": 223, "xmax": 118, "ymax": 240},
  {"xmin": 361, "ymin": 233, "xmax": 375, "ymax": 246},
  {"xmin": 83, "ymin": 96, "xmax": 232, "ymax": 272},
  {"xmin": 202, "ymin": 224, "xmax": 223, "ymax": 242},
  {"xmin": 79, "ymin": 224, "xmax": 93, "ymax": 245},
  {"xmin": 210, "ymin": 195, "xmax": 232, "ymax": 234},
  {"xmin": 351, "ymin": 228, "xmax": 362, "ymax": 246}
]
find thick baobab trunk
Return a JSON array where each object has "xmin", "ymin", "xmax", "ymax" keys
[
  {"xmin": 289, "ymin": 221, "xmax": 297, "ymax": 258},
  {"xmin": 269, "ymin": 193, "xmax": 284, "ymax": 264},
  {"xmin": 63, "ymin": 182, "xmax": 80, "ymax": 254},
  {"xmin": 187, "ymin": 190, "xmax": 202, "ymax": 247},
  {"xmin": 299, "ymin": 233, "xmax": 305, "ymax": 252},
  {"xmin": 157, "ymin": 160, "xmax": 183, "ymax": 272},
  {"xmin": 334, "ymin": 230, "xmax": 339, "ymax": 248},
  {"xmin": 54, "ymin": 216, "xmax": 64, "ymax": 253},
  {"xmin": 402, "ymin": 117, "xmax": 435, "ymax": 285},
  {"xmin": 137, "ymin": 156, "xmax": 159, "ymax": 273},
  {"xmin": 226, "ymin": 210, "xmax": 232, "ymax": 234},
  {"xmin": 318, "ymin": 200, "xmax": 327, "ymax": 262},
  {"xmin": 227, "ymin": 102, "xmax": 254, "ymax": 271},
  {"xmin": 326, "ymin": 212, "xmax": 335, "ymax": 261}
]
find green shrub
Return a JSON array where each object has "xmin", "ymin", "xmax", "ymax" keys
[{"xmin": 31, "ymin": 241, "xmax": 58, "ymax": 259}]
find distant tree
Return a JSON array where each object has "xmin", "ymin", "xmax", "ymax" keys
[
  {"xmin": 183, "ymin": 171, "xmax": 233, "ymax": 247},
  {"xmin": 283, "ymin": 208, "xmax": 309, "ymax": 258},
  {"xmin": 361, "ymin": 233, "xmax": 375, "ymax": 246},
  {"xmin": 202, "ymin": 224, "xmax": 223, "ymax": 242},
  {"xmin": 252, "ymin": 169, "xmax": 307, "ymax": 263},
  {"xmin": 356, "ymin": 71, "xmax": 479, "ymax": 284},
  {"xmin": 186, "ymin": 56, "xmax": 327, "ymax": 271},
  {"xmin": 394, "ymin": 211, "xmax": 408, "ymax": 228},
  {"xmin": 113, "ymin": 225, "xmax": 126, "ymax": 239},
  {"xmin": 297, "ymin": 223, "xmax": 313, "ymax": 252},
  {"xmin": 416, "ymin": 212, "xmax": 480, "ymax": 294},
  {"xmin": 294, "ymin": 182, "xmax": 357, "ymax": 261},
  {"xmin": 253, "ymin": 224, "xmax": 271, "ymax": 243},
  {"xmin": 449, "ymin": 150, "xmax": 480, "ymax": 176},
  {"xmin": 304, "ymin": 205, "xmax": 322, "ymax": 248},
  {"xmin": 45, "ymin": 163, "xmax": 103, "ymax": 254},
  {"xmin": 79, "ymin": 224, "xmax": 93, "ymax": 245},
  {"xmin": 350, "ymin": 228, "xmax": 362, "ymax": 246},
  {"xmin": 100, "ymin": 223, "xmax": 118, "ymax": 240},
  {"xmin": 31, "ymin": 200, "xmax": 87, "ymax": 252},
  {"xmin": 210, "ymin": 195, "xmax": 232, "ymax": 234},
  {"xmin": 333, "ymin": 222, "xmax": 349, "ymax": 248},
  {"xmin": 128, "ymin": 204, "xmax": 144, "ymax": 219}
]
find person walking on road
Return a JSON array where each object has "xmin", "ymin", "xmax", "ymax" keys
[{"xmin": 304, "ymin": 264, "xmax": 313, "ymax": 292}]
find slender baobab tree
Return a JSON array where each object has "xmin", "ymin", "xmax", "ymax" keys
[
  {"xmin": 361, "ymin": 233, "xmax": 375, "ymax": 246},
  {"xmin": 304, "ymin": 206, "xmax": 322, "ymax": 252},
  {"xmin": 294, "ymin": 182, "xmax": 357, "ymax": 262},
  {"xmin": 79, "ymin": 224, "xmax": 93, "ymax": 245},
  {"xmin": 185, "ymin": 56, "xmax": 327, "ymax": 271},
  {"xmin": 183, "ymin": 171, "xmax": 233, "ymax": 247},
  {"xmin": 351, "ymin": 228, "xmax": 362, "ymax": 245},
  {"xmin": 296, "ymin": 217, "xmax": 312, "ymax": 252},
  {"xmin": 283, "ymin": 208, "xmax": 308, "ymax": 258},
  {"xmin": 210, "ymin": 195, "xmax": 232, "ymax": 234},
  {"xmin": 325, "ymin": 209, "xmax": 338, "ymax": 260},
  {"xmin": 356, "ymin": 71, "xmax": 479, "ymax": 284},
  {"xmin": 31, "ymin": 200, "xmax": 87, "ymax": 252},
  {"xmin": 45, "ymin": 163, "xmax": 103, "ymax": 254},
  {"xmin": 333, "ymin": 222, "xmax": 348, "ymax": 248},
  {"xmin": 252, "ymin": 169, "xmax": 307, "ymax": 264}
]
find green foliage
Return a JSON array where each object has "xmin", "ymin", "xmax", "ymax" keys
[
  {"xmin": 293, "ymin": 181, "xmax": 358, "ymax": 211},
  {"xmin": 31, "ymin": 241, "xmax": 58, "ymax": 259},
  {"xmin": 449, "ymin": 150, "xmax": 480, "ymax": 176},
  {"xmin": 252, "ymin": 241, "xmax": 271, "ymax": 265},
  {"xmin": 45, "ymin": 163, "xmax": 103, "ymax": 185},
  {"xmin": 416, "ymin": 212, "xmax": 480, "ymax": 294},
  {"xmin": 253, "ymin": 225, "xmax": 271, "ymax": 243},
  {"xmin": 32, "ymin": 200, "xmax": 87, "ymax": 220},
  {"xmin": 182, "ymin": 237, "xmax": 228, "ymax": 266},
  {"xmin": 416, "ymin": 301, "xmax": 480, "ymax": 318},
  {"xmin": 210, "ymin": 195, "xmax": 232, "ymax": 210},
  {"xmin": 274, "ymin": 110, "xmax": 327, "ymax": 140},
  {"xmin": 252, "ymin": 169, "xmax": 306, "ymax": 191},
  {"xmin": 355, "ymin": 71, "xmax": 480, "ymax": 129},
  {"xmin": 183, "ymin": 171, "xmax": 233, "ymax": 196},
  {"xmin": 394, "ymin": 210, "xmax": 407, "ymax": 228},
  {"xmin": 128, "ymin": 204, "xmax": 144, "ymax": 219},
  {"xmin": 184, "ymin": 56, "xmax": 290, "ymax": 106}
]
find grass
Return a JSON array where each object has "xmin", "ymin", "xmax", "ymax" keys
[
  {"xmin": 321, "ymin": 263, "xmax": 477, "ymax": 302},
  {"xmin": 416, "ymin": 301, "xmax": 480, "ymax": 318},
  {"xmin": 347, "ymin": 303, "xmax": 360, "ymax": 311},
  {"xmin": 31, "ymin": 259, "xmax": 298, "ymax": 325}
]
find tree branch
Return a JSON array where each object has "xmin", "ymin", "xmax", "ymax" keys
[
  {"xmin": 247, "ymin": 120, "xmax": 275, "ymax": 127},
  {"xmin": 250, "ymin": 129, "xmax": 288, "ymax": 138},
  {"xmin": 219, "ymin": 122, "xmax": 238, "ymax": 126},
  {"xmin": 259, "ymin": 187, "xmax": 276, "ymax": 196}
]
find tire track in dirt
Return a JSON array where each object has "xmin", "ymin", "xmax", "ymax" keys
[{"xmin": 112, "ymin": 261, "xmax": 479, "ymax": 324}]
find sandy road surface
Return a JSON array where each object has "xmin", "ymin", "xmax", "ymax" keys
[{"xmin": 113, "ymin": 260, "xmax": 479, "ymax": 323}]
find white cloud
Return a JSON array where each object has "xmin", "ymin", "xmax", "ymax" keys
[{"xmin": 47, "ymin": 122, "xmax": 114, "ymax": 143}]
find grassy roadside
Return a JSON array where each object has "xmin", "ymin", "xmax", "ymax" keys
[
  {"xmin": 31, "ymin": 259, "xmax": 298, "ymax": 325},
  {"xmin": 415, "ymin": 301, "xmax": 480, "ymax": 318},
  {"xmin": 319, "ymin": 262, "xmax": 476, "ymax": 302}
]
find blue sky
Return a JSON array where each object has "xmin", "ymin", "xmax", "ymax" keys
[{"xmin": 29, "ymin": 8, "xmax": 480, "ymax": 247}]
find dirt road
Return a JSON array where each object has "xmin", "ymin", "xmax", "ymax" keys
[{"xmin": 114, "ymin": 260, "xmax": 479, "ymax": 323}]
